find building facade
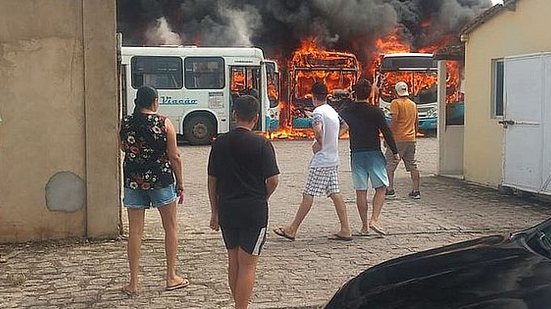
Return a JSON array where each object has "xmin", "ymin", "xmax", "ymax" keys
[
  {"xmin": 0, "ymin": 0, "xmax": 120, "ymax": 242},
  {"xmin": 462, "ymin": 0, "xmax": 551, "ymax": 189}
]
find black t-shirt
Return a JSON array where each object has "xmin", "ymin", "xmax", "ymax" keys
[
  {"xmin": 339, "ymin": 102, "xmax": 398, "ymax": 154},
  {"xmin": 207, "ymin": 128, "xmax": 280, "ymax": 228}
]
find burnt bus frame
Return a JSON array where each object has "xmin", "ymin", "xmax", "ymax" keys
[{"xmin": 287, "ymin": 66, "xmax": 359, "ymax": 128}]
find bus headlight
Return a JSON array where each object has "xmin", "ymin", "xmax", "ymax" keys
[{"xmin": 268, "ymin": 109, "xmax": 279, "ymax": 119}]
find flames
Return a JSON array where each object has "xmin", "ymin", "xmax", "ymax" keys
[
  {"xmin": 267, "ymin": 39, "xmax": 361, "ymax": 139},
  {"xmin": 268, "ymin": 78, "xmax": 278, "ymax": 101},
  {"xmin": 379, "ymin": 71, "xmax": 438, "ymax": 101},
  {"xmin": 371, "ymin": 31, "xmax": 437, "ymax": 102},
  {"xmin": 289, "ymin": 38, "xmax": 359, "ymax": 100},
  {"xmin": 368, "ymin": 32, "xmax": 461, "ymax": 104},
  {"xmin": 270, "ymin": 39, "xmax": 360, "ymax": 138},
  {"xmin": 268, "ymin": 29, "xmax": 463, "ymax": 139},
  {"xmin": 445, "ymin": 60, "xmax": 463, "ymax": 103},
  {"xmin": 290, "ymin": 39, "xmax": 359, "ymax": 69},
  {"xmin": 231, "ymin": 70, "xmax": 246, "ymax": 93}
]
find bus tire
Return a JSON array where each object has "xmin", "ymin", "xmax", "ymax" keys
[{"xmin": 183, "ymin": 114, "xmax": 215, "ymax": 145}]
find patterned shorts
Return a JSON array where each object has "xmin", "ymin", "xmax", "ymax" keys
[{"xmin": 303, "ymin": 166, "xmax": 340, "ymax": 197}]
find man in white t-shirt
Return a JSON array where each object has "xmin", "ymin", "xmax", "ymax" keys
[{"xmin": 274, "ymin": 82, "xmax": 352, "ymax": 241}]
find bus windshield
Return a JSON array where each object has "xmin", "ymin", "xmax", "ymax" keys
[
  {"xmin": 293, "ymin": 70, "xmax": 356, "ymax": 100},
  {"xmin": 378, "ymin": 54, "xmax": 437, "ymax": 104},
  {"xmin": 379, "ymin": 71, "xmax": 438, "ymax": 104}
]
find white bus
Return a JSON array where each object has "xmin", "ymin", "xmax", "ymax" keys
[{"xmin": 120, "ymin": 46, "xmax": 281, "ymax": 145}]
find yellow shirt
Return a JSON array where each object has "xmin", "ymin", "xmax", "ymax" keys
[{"xmin": 389, "ymin": 97, "xmax": 418, "ymax": 142}]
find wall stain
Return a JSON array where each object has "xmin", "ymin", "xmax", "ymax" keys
[{"xmin": 45, "ymin": 171, "xmax": 85, "ymax": 212}]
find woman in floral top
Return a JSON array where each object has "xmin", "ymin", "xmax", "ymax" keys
[{"xmin": 119, "ymin": 86, "xmax": 188, "ymax": 295}]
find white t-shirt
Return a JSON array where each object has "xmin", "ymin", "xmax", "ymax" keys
[{"xmin": 310, "ymin": 104, "xmax": 340, "ymax": 168}]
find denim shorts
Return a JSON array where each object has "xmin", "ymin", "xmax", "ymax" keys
[
  {"xmin": 351, "ymin": 151, "xmax": 389, "ymax": 190},
  {"xmin": 123, "ymin": 183, "xmax": 177, "ymax": 209}
]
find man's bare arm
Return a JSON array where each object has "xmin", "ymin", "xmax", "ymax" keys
[
  {"xmin": 339, "ymin": 121, "xmax": 349, "ymax": 137},
  {"xmin": 207, "ymin": 176, "xmax": 218, "ymax": 212},
  {"xmin": 265, "ymin": 175, "xmax": 279, "ymax": 200},
  {"xmin": 312, "ymin": 120, "xmax": 323, "ymax": 145},
  {"xmin": 207, "ymin": 176, "xmax": 219, "ymax": 231}
]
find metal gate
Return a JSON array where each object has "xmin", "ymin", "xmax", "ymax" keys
[{"xmin": 502, "ymin": 53, "xmax": 551, "ymax": 195}]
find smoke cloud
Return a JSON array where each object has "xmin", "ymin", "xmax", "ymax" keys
[
  {"xmin": 189, "ymin": 2, "xmax": 262, "ymax": 46},
  {"xmin": 145, "ymin": 17, "xmax": 182, "ymax": 45},
  {"xmin": 117, "ymin": 0, "xmax": 493, "ymax": 59}
]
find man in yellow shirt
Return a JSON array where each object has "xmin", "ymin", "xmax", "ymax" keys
[{"xmin": 385, "ymin": 82, "xmax": 421, "ymax": 199}]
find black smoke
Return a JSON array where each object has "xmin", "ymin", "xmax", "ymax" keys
[{"xmin": 117, "ymin": 0, "xmax": 492, "ymax": 60}]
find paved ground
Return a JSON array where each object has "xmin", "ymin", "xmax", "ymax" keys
[{"xmin": 1, "ymin": 137, "xmax": 551, "ymax": 308}]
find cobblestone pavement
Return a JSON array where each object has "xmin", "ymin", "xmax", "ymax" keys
[{"xmin": 2, "ymin": 138, "xmax": 551, "ymax": 308}]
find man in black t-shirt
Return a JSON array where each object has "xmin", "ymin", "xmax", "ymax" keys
[
  {"xmin": 207, "ymin": 95, "xmax": 279, "ymax": 309},
  {"xmin": 339, "ymin": 79, "xmax": 399, "ymax": 236}
]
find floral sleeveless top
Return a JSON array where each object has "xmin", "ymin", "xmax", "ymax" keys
[{"xmin": 120, "ymin": 113, "xmax": 175, "ymax": 190}]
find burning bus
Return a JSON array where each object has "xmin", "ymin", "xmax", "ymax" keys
[
  {"xmin": 287, "ymin": 42, "xmax": 361, "ymax": 129},
  {"xmin": 376, "ymin": 53, "xmax": 439, "ymax": 131}
]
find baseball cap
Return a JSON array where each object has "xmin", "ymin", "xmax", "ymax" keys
[
  {"xmin": 395, "ymin": 82, "xmax": 409, "ymax": 97},
  {"xmin": 311, "ymin": 82, "xmax": 328, "ymax": 96}
]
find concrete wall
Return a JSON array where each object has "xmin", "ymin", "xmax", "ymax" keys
[
  {"xmin": 0, "ymin": 0, "xmax": 120, "ymax": 242},
  {"xmin": 463, "ymin": 0, "xmax": 551, "ymax": 187},
  {"xmin": 437, "ymin": 61, "xmax": 465, "ymax": 176}
]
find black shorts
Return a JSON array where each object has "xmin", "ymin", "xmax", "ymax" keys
[{"xmin": 221, "ymin": 226, "xmax": 267, "ymax": 256}]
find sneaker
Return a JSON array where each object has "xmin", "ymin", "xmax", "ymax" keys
[
  {"xmin": 408, "ymin": 191, "xmax": 421, "ymax": 199},
  {"xmin": 385, "ymin": 189, "xmax": 396, "ymax": 199}
]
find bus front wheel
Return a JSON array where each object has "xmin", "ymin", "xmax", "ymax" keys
[{"xmin": 184, "ymin": 115, "xmax": 215, "ymax": 145}]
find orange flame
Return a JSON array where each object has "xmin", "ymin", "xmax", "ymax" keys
[
  {"xmin": 267, "ymin": 31, "xmax": 463, "ymax": 140},
  {"xmin": 289, "ymin": 38, "xmax": 359, "ymax": 99},
  {"xmin": 445, "ymin": 60, "xmax": 462, "ymax": 103},
  {"xmin": 231, "ymin": 70, "xmax": 246, "ymax": 93},
  {"xmin": 369, "ymin": 31, "xmax": 461, "ymax": 105},
  {"xmin": 268, "ymin": 38, "xmax": 360, "ymax": 139},
  {"xmin": 375, "ymin": 31, "xmax": 412, "ymax": 54}
]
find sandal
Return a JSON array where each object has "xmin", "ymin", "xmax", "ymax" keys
[
  {"xmin": 369, "ymin": 223, "xmax": 387, "ymax": 235},
  {"xmin": 166, "ymin": 278, "xmax": 190, "ymax": 291},
  {"xmin": 122, "ymin": 285, "xmax": 139, "ymax": 296},
  {"xmin": 353, "ymin": 229, "xmax": 370, "ymax": 237},
  {"xmin": 329, "ymin": 233, "xmax": 353, "ymax": 241},
  {"xmin": 273, "ymin": 227, "xmax": 296, "ymax": 241}
]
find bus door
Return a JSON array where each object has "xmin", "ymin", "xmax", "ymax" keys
[
  {"xmin": 265, "ymin": 61, "xmax": 280, "ymax": 131},
  {"xmin": 230, "ymin": 66, "xmax": 262, "ymax": 130}
]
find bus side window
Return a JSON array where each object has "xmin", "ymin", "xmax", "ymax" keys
[
  {"xmin": 131, "ymin": 56, "xmax": 183, "ymax": 89},
  {"xmin": 184, "ymin": 57, "xmax": 225, "ymax": 89}
]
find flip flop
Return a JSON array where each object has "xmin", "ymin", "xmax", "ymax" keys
[
  {"xmin": 329, "ymin": 233, "xmax": 353, "ymax": 241},
  {"xmin": 273, "ymin": 227, "xmax": 296, "ymax": 241},
  {"xmin": 369, "ymin": 224, "xmax": 387, "ymax": 236},
  {"xmin": 166, "ymin": 278, "xmax": 190, "ymax": 291},
  {"xmin": 353, "ymin": 230, "xmax": 370, "ymax": 237},
  {"xmin": 121, "ymin": 286, "xmax": 139, "ymax": 296}
]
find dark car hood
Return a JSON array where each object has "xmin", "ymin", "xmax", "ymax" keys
[{"xmin": 325, "ymin": 235, "xmax": 551, "ymax": 309}]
